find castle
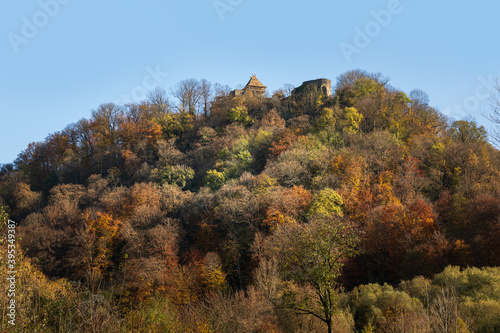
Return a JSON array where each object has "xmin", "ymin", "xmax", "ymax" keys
[
  {"xmin": 230, "ymin": 74, "xmax": 267, "ymax": 97},
  {"xmin": 292, "ymin": 78, "xmax": 332, "ymax": 97},
  {"xmin": 229, "ymin": 75, "xmax": 332, "ymax": 98}
]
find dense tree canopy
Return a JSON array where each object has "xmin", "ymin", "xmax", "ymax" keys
[{"xmin": 1, "ymin": 70, "xmax": 500, "ymax": 332}]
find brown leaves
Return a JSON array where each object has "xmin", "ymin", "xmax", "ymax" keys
[
  {"xmin": 263, "ymin": 185, "xmax": 312, "ymax": 230},
  {"xmin": 362, "ymin": 198, "xmax": 449, "ymax": 281}
]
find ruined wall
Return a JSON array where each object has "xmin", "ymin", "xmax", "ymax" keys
[{"xmin": 293, "ymin": 78, "xmax": 332, "ymax": 97}]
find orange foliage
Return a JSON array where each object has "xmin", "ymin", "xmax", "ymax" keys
[
  {"xmin": 168, "ymin": 249, "xmax": 206, "ymax": 305},
  {"xmin": 341, "ymin": 170, "xmax": 399, "ymax": 225},
  {"xmin": 373, "ymin": 171, "xmax": 400, "ymax": 205},
  {"xmin": 452, "ymin": 239, "xmax": 473, "ymax": 266},
  {"xmin": 269, "ymin": 132, "xmax": 300, "ymax": 158},
  {"xmin": 260, "ymin": 109, "xmax": 286, "ymax": 130},
  {"xmin": 363, "ymin": 198, "xmax": 449, "ymax": 280},
  {"xmin": 376, "ymin": 198, "xmax": 437, "ymax": 245},
  {"xmin": 263, "ymin": 185, "xmax": 312, "ymax": 230},
  {"xmin": 340, "ymin": 184, "xmax": 375, "ymax": 225},
  {"xmin": 83, "ymin": 211, "xmax": 122, "ymax": 279},
  {"xmin": 119, "ymin": 118, "xmax": 163, "ymax": 149},
  {"xmin": 330, "ymin": 152, "xmax": 365, "ymax": 188},
  {"xmin": 121, "ymin": 149, "xmax": 141, "ymax": 171}
]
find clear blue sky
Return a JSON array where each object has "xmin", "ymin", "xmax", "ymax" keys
[{"xmin": 1, "ymin": 0, "xmax": 499, "ymax": 164}]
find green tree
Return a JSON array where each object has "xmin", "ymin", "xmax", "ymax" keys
[
  {"xmin": 335, "ymin": 70, "xmax": 387, "ymax": 107},
  {"xmin": 205, "ymin": 169, "xmax": 225, "ymax": 190},
  {"xmin": 228, "ymin": 105, "xmax": 254, "ymax": 126},
  {"xmin": 266, "ymin": 215, "xmax": 359, "ymax": 333},
  {"xmin": 307, "ymin": 188, "xmax": 344, "ymax": 217},
  {"xmin": 155, "ymin": 111, "xmax": 194, "ymax": 139},
  {"xmin": 449, "ymin": 120, "xmax": 488, "ymax": 143},
  {"xmin": 214, "ymin": 138, "xmax": 254, "ymax": 179},
  {"xmin": 341, "ymin": 107, "xmax": 363, "ymax": 134},
  {"xmin": 150, "ymin": 164, "xmax": 194, "ymax": 188},
  {"xmin": 314, "ymin": 108, "xmax": 337, "ymax": 132}
]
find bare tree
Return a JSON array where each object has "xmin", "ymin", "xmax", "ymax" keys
[
  {"xmin": 428, "ymin": 287, "xmax": 470, "ymax": 333},
  {"xmin": 253, "ymin": 257, "xmax": 281, "ymax": 301},
  {"xmin": 147, "ymin": 87, "xmax": 170, "ymax": 116},
  {"xmin": 410, "ymin": 89, "xmax": 430, "ymax": 106},
  {"xmin": 283, "ymin": 83, "xmax": 295, "ymax": 98},
  {"xmin": 199, "ymin": 79, "xmax": 213, "ymax": 117},
  {"xmin": 487, "ymin": 78, "xmax": 500, "ymax": 147},
  {"xmin": 91, "ymin": 103, "xmax": 123, "ymax": 145},
  {"xmin": 171, "ymin": 79, "xmax": 202, "ymax": 115},
  {"xmin": 213, "ymin": 83, "xmax": 231, "ymax": 97}
]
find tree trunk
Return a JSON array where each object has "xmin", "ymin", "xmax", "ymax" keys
[{"xmin": 327, "ymin": 318, "xmax": 333, "ymax": 333}]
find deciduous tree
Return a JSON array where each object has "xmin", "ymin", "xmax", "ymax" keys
[
  {"xmin": 265, "ymin": 215, "xmax": 359, "ymax": 333},
  {"xmin": 171, "ymin": 78, "xmax": 202, "ymax": 115}
]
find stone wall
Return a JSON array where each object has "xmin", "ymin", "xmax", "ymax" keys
[{"xmin": 293, "ymin": 78, "xmax": 332, "ymax": 97}]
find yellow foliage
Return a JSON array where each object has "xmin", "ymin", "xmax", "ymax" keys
[
  {"xmin": 254, "ymin": 174, "xmax": 278, "ymax": 193},
  {"xmin": 202, "ymin": 266, "xmax": 227, "ymax": 291},
  {"xmin": 263, "ymin": 208, "xmax": 297, "ymax": 230},
  {"xmin": 375, "ymin": 171, "xmax": 400, "ymax": 205},
  {"xmin": 83, "ymin": 211, "xmax": 122, "ymax": 278},
  {"xmin": 170, "ymin": 266, "xmax": 201, "ymax": 305},
  {"xmin": 330, "ymin": 153, "xmax": 364, "ymax": 188},
  {"xmin": 192, "ymin": 318, "xmax": 214, "ymax": 333},
  {"xmin": 1, "ymin": 214, "xmax": 76, "ymax": 330}
]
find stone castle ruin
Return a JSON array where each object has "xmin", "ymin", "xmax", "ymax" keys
[
  {"xmin": 292, "ymin": 78, "xmax": 332, "ymax": 97},
  {"xmin": 229, "ymin": 75, "xmax": 332, "ymax": 98}
]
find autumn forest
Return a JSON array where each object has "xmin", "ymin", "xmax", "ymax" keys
[{"xmin": 1, "ymin": 70, "xmax": 500, "ymax": 332}]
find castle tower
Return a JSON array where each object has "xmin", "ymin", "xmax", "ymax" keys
[{"xmin": 241, "ymin": 74, "xmax": 267, "ymax": 96}]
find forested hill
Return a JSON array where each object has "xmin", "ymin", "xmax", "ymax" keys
[{"xmin": 1, "ymin": 70, "xmax": 500, "ymax": 332}]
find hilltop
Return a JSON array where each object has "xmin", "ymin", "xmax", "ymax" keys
[{"xmin": 1, "ymin": 69, "xmax": 500, "ymax": 332}]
